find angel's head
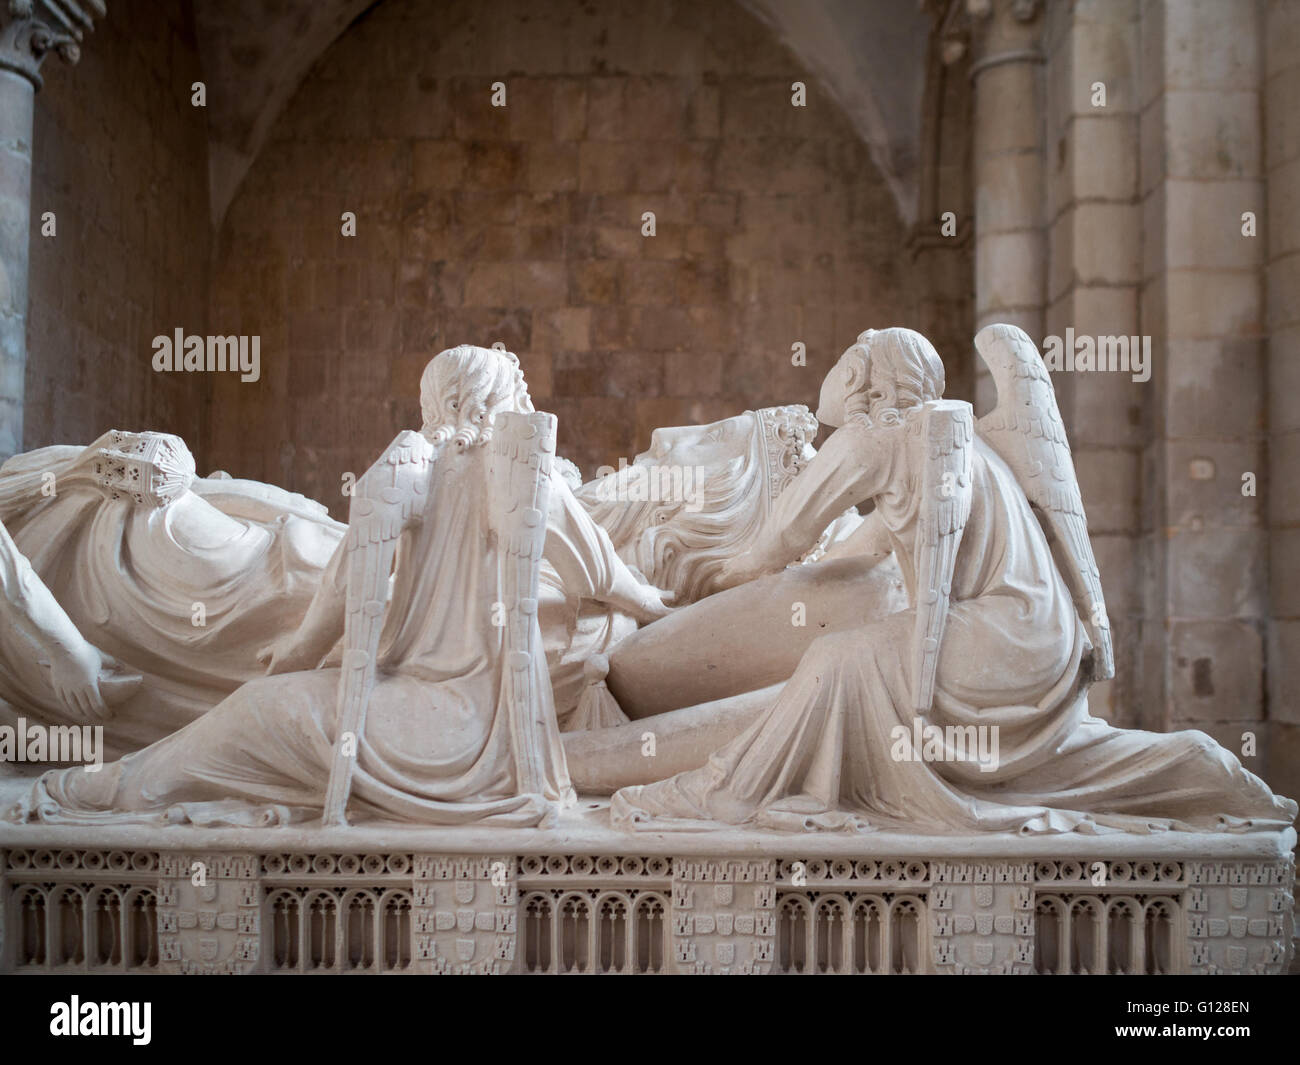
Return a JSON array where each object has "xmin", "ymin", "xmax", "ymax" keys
[
  {"xmin": 420, "ymin": 344, "xmax": 534, "ymax": 449},
  {"xmin": 817, "ymin": 327, "xmax": 945, "ymax": 428}
]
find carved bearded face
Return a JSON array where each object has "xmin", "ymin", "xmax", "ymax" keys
[{"xmin": 634, "ymin": 414, "xmax": 753, "ymax": 471}]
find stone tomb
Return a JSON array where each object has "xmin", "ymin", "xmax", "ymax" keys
[{"xmin": 1, "ymin": 813, "xmax": 1292, "ymax": 975}]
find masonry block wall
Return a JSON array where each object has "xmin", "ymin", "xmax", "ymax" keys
[
  {"xmin": 1265, "ymin": 0, "xmax": 1300, "ymax": 805},
  {"xmin": 22, "ymin": 0, "xmax": 210, "ymax": 452},
  {"xmin": 1042, "ymin": 0, "xmax": 1144, "ymax": 725},
  {"xmin": 1137, "ymin": 0, "xmax": 1272, "ymax": 784},
  {"xmin": 9, "ymin": 0, "xmax": 1296, "ymax": 811},
  {"xmin": 202, "ymin": 0, "xmax": 970, "ymax": 507}
]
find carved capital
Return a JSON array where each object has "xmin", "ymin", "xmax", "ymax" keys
[
  {"xmin": 966, "ymin": 0, "xmax": 1041, "ymax": 25},
  {"xmin": 0, "ymin": 0, "xmax": 105, "ymax": 89},
  {"xmin": 933, "ymin": 0, "xmax": 1042, "ymax": 68}
]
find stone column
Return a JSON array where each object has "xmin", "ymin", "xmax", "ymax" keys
[
  {"xmin": 966, "ymin": 0, "xmax": 1046, "ymax": 415},
  {"xmin": 1040, "ymin": 0, "xmax": 1142, "ymax": 724},
  {"xmin": 0, "ymin": 0, "xmax": 104, "ymax": 460},
  {"xmin": 1139, "ymin": 0, "xmax": 1267, "ymax": 753},
  {"xmin": 1264, "ymin": 0, "xmax": 1300, "ymax": 805}
]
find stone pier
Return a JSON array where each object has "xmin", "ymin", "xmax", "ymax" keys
[{"xmin": 0, "ymin": 0, "xmax": 104, "ymax": 462}]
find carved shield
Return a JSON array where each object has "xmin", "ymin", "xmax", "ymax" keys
[
  {"xmin": 455, "ymin": 880, "xmax": 475, "ymax": 905},
  {"xmin": 456, "ymin": 938, "xmax": 476, "ymax": 961},
  {"xmin": 199, "ymin": 910, "xmax": 217, "ymax": 931},
  {"xmin": 975, "ymin": 914, "xmax": 993, "ymax": 936},
  {"xmin": 1226, "ymin": 946, "xmax": 1248, "ymax": 971},
  {"xmin": 716, "ymin": 943, "xmax": 735, "ymax": 967},
  {"xmin": 1228, "ymin": 916, "xmax": 1247, "ymax": 938},
  {"xmin": 975, "ymin": 885, "xmax": 994, "ymax": 907},
  {"xmin": 714, "ymin": 884, "xmax": 734, "ymax": 906},
  {"xmin": 1229, "ymin": 887, "xmax": 1248, "ymax": 909},
  {"xmin": 716, "ymin": 913, "xmax": 734, "ymax": 936},
  {"xmin": 199, "ymin": 938, "xmax": 219, "ymax": 961},
  {"xmin": 457, "ymin": 909, "xmax": 475, "ymax": 933},
  {"xmin": 973, "ymin": 943, "xmax": 994, "ymax": 966}
]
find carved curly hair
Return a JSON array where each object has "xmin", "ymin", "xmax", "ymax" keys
[
  {"xmin": 419, "ymin": 345, "xmax": 534, "ymax": 449},
  {"xmin": 840, "ymin": 327, "xmax": 945, "ymax": 424}
]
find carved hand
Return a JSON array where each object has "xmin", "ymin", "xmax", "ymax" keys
[
  {"xmin": 605, "ymin": 566, "xmax": 676, "ymax": 624},
  {"xmin": 47, "ymin": 639, "xmax": 111, "ymax": 721},
  {"xmin": 708, "ymin": 549, "xmax": 765, "ymax": 596},
  {"xmin": 258, "ymin": 631, "xmax": 329, "ymax": 675},
  {"xmin": 625, "ymin": 582, "xmax": 676, "ymax": 624}
]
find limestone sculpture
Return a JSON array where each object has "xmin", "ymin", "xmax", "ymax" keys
[
  {"xmin": 0, "ymin": 398, "xmax": 826, "ymax": 752},
  {"xmin": 0, "ymin": 333, "xmax": 1294, "ymax": 976},
  {"xmin": 608, "ymin": 326, "xmax": 1296, "ymax": 834}
]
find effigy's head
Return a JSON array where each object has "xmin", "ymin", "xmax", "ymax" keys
[
  {"xmin": 68, "ymin": 430, "xmax": 196, "ymax": 508},
  {"xmin": 577, "ymin": 405, "xmax": 818, "ymax": 602},
  {"xmin": 817, "ymin": 327, "xmax": 945, "ymax": 428},
  {"xmin": 420, "ymin": 344, "xmax": 534, "ymax": 449}
]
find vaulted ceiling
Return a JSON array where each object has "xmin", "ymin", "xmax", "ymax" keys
[{"xmin": 191, "ymin": 0, "xmax": 930, "ymax": 229}]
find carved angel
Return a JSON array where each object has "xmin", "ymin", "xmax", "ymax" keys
[
  {"xmin": 9, "ymin": 346, "xmax": 575, "ymax": 827},
  {"xmin": 611, "ymin": 327, "xmax": 1295, "ymax": 835}
]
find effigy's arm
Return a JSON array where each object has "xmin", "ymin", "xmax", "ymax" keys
[
  {"xmin": 0, "ymin": 518, "xmax": 138, "ymax": 718},
  {"xmin": 261, "ymin": 534, "xmax": 350, "ymax": 674},
  {"xmin": 545, "ymin": 471, "xmax": 672, "ymax": 621}
]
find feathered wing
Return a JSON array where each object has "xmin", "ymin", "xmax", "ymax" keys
[
  {"xmin": 322, "ymin": 429, "xmax": 435, "ymax": 826},
  {"xmin": 912, "ymin": 400, "xmax": 975, "ymax": 713},
  {"xmin": 973, "ymin": 323, "xmax": 1114, "ymax": 681},
  {"xmin": 488, "ymin": 410, "xmax": 574, "ymax": 809}
]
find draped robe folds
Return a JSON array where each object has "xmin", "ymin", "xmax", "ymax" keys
[
  {"xmin": 0, "ymin": 441, "xmax": 631, "ymax": 754},
  {"xmin": 612, "ymin": 417, "xmax": 1298, "ymax": 834},
  {"xmin": 15, "ymin": 446, "xmax": 574, "ymax": 827},
  {"xmin": 539, "ymin": 475, "xmax": 638, "ymax": 728},
  {"xmin": 0, "ymin": 445, "xmax": 345, "ymax": 756}
]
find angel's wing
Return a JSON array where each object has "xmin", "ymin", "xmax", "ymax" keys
[
  {"xmin": 322, "ymin": 429, "xmax": 435, "ymax": 826},
  {"xmin": 488, "ymin": 410, "xmax": 572, "ymax": 806},
  {"xmin": 973, "ymin": 323, "xmax": 1114, "ymax": 681},
  {"xmin": 911, "ymin": 400, "xmax": 974, "ymax": 713}
]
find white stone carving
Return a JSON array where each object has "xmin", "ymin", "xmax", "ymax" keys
[{"xmin": 0, "ymin": 332, "xmax": 1293, "ymax": 976}]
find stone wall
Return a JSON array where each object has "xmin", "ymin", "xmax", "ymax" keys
[
  {"xmin": 1266, "ymin": 0, "xmax": 1300, "ymax": 804},
  {"xmin": 1136, "ymin": 0, "xmax": 1270, "ymax": 774},
  {"xmin": 1033, "ymin": 0, "xmax": 1292, "ymax": 801},
  {"xmin": 23, "ymin": 0, "xmax": 210, "ymax": 452},
  {"xmin": 203, "ymin": 0, "xmax": 971, "ymax": 508},
  {"xmin": 1041, "ymin": 1, "xmax": 1144, "ymax": 725}
]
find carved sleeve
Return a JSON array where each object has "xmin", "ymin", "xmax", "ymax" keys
[
  {"xmin": 0, "ymin": 517, "xmax": 87, "ymax": 658},
  {"xmin": 745, "ymin": 421, "xmax": 893, "ymax": 574},
  {"xmin": 542, "ymin": 470, "xmax": 623, "ymax": 602}
]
